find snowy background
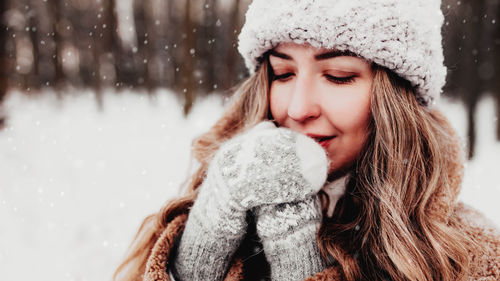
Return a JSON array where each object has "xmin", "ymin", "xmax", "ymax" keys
[{"xmin": 0, "ymin": 90, "xmax": 499, "ymax": 281}]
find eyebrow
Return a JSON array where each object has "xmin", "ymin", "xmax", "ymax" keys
[{"xmin": 269, "ymin": 49, "xmax": 358, "ymax": 61}]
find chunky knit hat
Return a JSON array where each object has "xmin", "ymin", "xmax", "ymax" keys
[{"xmin": 237, "ymin": 0, "xmax": 446, "ymax": 107}]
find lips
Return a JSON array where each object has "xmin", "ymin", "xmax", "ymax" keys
[{"xmin": 306, "ymin": 134, "xmax": 336, "ymax": 149}]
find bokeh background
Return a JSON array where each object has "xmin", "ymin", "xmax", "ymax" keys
[{"xmin": 0, "ymin": 1, "xmax": 499, "ymax": 281}]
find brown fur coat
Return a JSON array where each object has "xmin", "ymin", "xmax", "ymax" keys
[{"xmin": 143, "ymin": 116, "xmax": 500, "ymax": 281}]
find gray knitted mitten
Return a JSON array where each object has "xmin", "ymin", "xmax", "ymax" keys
[
  {"xmin": 172, "ymin": 121, "xmax": 328, "ymax": 281},
  {"xmin": 255, "ymin": 196, "xmax": 325, "ymax": 281}
]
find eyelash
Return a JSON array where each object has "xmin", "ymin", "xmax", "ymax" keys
[{"xmin": 272, "ymin": 73, "xmax": 356, "ymax": 85}]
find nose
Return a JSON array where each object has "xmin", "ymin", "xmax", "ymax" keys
[{"xmin": 287, "ymin": 75, "xmax": 321, "ymax": 123}]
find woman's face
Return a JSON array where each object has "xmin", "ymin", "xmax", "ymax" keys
[{"xmin": 269, "ymin": 43, "xmax": 373, "ymax": 176}]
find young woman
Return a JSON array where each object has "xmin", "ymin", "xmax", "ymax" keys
[{"xmin": 114, "ymin": 0, "xmax": 500, "ymax": 280}]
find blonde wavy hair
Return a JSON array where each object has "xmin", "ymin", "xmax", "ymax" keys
[{"xmin": 113, "ymin": 58, "xmax": 473, "ymax": 281}]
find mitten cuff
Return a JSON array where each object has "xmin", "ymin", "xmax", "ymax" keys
[
  {"xmin": 261, "ymin": 223, "xmax": 326, "ymax": 281},
  {"xmin": 172, "ymin": 216, "xmax": 245, "ymax": 281},
  {"xmin": 256, "ymin": 197, "xmax": 325, "ymax": 280},
  {"xmin": 172, "ymin": 179, "xmax": 247, "ymax": 281}
]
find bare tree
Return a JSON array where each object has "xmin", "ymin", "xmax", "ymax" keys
[
  {"xmin": 32, "ymin": 0, "xmax": 58, "ymax": 88},
  {"xmin": 142, "ymin": 0, "xmax": 164, "ymax": 90},
  {"xmin": 442, "ymin": 0, "xmax": 463, "ymax": 98},
  {"xmin": 492, "ymin": 0, "xmax": 500, "ymax": 141},
  {"xmin": 76, "ymin": 8, "xmax": 97, "ymax": 89},
  {"xmin": 0, "ymin": 0, "xmax": 8, "ymax": 128},
  {"xmin": 49, "ymin": 0, "xmax": 64, "ymax": 91},
  {"xmin": 227, "ymin": 0, "xmax": 242, "ymax": 86},
  {"xmin": 133, "ymin": 0, "xmax": 150, "ymax": 89},
  {"xmin": 113, "ymin": 0, "xmax": 140, "ymax": 89},
  {"xmin": 181, "ymin": 0, "xmax": 195, "ymax": 115},
  {"xmin": 162, "ymin": 0, "xmax": 178, "ymax": 88},
  {"xmin": 198, "ymin": 0, "xmax": 217, "ymax": 93},
  {"xmin": 104, "ymin": 0, "xmax": 122, "ymax": 87},
  {"xmin": 26, "ymin": 2, "xmax": 40, "ymax": 90},
  {"xmin": 463, "ymin": 0, "xmax": 486, "ymax": 159}
]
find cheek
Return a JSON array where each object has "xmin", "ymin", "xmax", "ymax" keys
[
  {"xmin": 269, "ymin": 87, "xmax": 289, "ymax": 122},
  {"xmin": 325, "ymin": 87, "xmax": 372, "ymax": 172},
  {"xmin": 341, "ymin": 89, "xmax": 371, "ymax": 144},
  {"xmin": 323, "ymin": 87, "xmax": 371, "ymax": 131},
  {"xmin": 327, "ymin": 116, "xmax": 371, "ymax": 173}
]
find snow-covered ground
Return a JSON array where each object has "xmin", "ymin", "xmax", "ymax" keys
[{"xmin": 0, "ymin": 89, "xmax": 498, "ymax": 281}]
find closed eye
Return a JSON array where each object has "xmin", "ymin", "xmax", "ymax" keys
[
  {"xmin": 325, "ymin": 74, "xmax": 356, "ymax": 85},
  {"xmin": 272, "ymin": 72, "xmax": 294, "ymax": 82},
  {"xmin": 272, "ymin": 73, "xmax": 356, "ymax": 84}
]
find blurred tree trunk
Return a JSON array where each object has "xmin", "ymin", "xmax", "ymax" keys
[
  {"xmin": 152, "ymin": 0, "xmax": 169, "ymax": 88},
  {"xmin": 91, "ymin": 7, "xmax": 104, "ymax": 108},
  {"xmin": 27, "ymin": 9, "xmax": 40, "ymax": 89},
  {"xmin": 105, "ymin": 0, "xmax": 123, "ymax": 88},
  {"xmin": 32, "ymin": 0, "xmax": 57, "ymax": 87},
  {"xmin": 182, "ymin": 0, "xmax": 195, "ymax": 115},
  {"xmin": 88, "ymin": 0, "xmax": 123, "ymax": 107},
  {"xmin": 144, "ymin": 0, "xmax": 163, "ymax": 90},
  {"xmin": 217, "ymin": 0, "xmax": 242, "ymax": 91},
  {"xmin": 227, "ymin": 0, "xmax": 241, "ymax": 86},
  {"xmin": 0, "ymin": 0, "xmax": 8, "ymax": 128},
  {"xmin": 442, "ymin": 0, "xmax": 462, "ymax": 97},
  {"xmin": 200, "ymin": 0, "xmax": 216, "ymax": 93},
  {"xmin": 49, "ymin": 0, "xmax": 64, "ymax": 91},
  {"xmin": 133, "ymin": 0, "xmax": 150, "ymax": 89},
  {"xmin": 165, "ymin": 0, "xmax": 179, "ymax": 89},
  {"xmin": 0, "ymin": 0, "xmax": 8, "ymax": 96},
  {"xmin": 57, "ymin": 5, "xmax": 81, "ymax": 88},
  {"xmin": 493, "ymin": 0, "xmax": 500, "ymax": 141},
  {"xmin": 70, "ymin": 5, "xmax": 96, "ymax": 90},
  {"xmin": 77, "ymin": 12, "xmax": 96, "ymax": 89},
  {"xmin": 462, "ymin": 0, "xmax": 485, "ymax": 159},
  {"xmin": 497, "ymin": 89, "xmax": 500, "ymax": 141},
  {"xmin": 114, "ymin": 0, "xmax": 140, "ymax": 89}
]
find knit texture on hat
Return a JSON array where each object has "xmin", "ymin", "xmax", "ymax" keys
[{"xmin": 237, "ymin": 0, "xmax": 446, "ymax": 107}]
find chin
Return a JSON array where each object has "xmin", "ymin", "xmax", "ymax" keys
[{"xmin": 327, "ymin": 158, "xmax": 355, "ymax": 181}]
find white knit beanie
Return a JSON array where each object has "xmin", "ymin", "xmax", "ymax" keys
[{"xmin": 237, "ymin": 0, "xmax": 446, "ymax": 108}]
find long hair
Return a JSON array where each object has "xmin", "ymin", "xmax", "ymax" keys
[
  {"xmin": 317, "ymin": 67, "xmax": 473, "ymax": 280},
  {"xmin": 113, "ymin": 59, "xmax": 472, "ymax": 281}
]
